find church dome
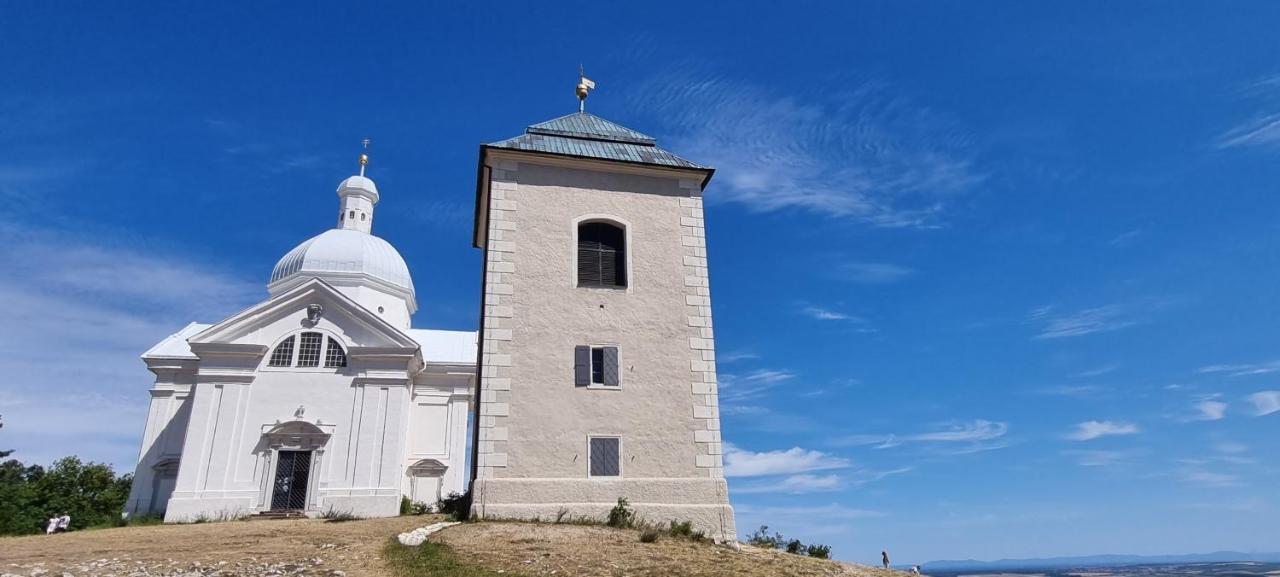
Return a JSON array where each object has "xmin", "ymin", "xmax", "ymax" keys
[
  {"xmin": 269, "ymin": 228, "xmax": 415, "ymax": 300},
  {"xmin": 337, "ymin": 175, "xmax": 379, "ymax": 201}
]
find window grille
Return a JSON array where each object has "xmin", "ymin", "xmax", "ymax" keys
[
  {"xmin": 268, "ymin": 336, "xmax": 295, "ymax": 367},
  {"xmin": 297, "ymin": 332, "xmax": 323, "ymax": 367},
  {"xmin": 324, "ymin": 337, "xmax": 347, "ymax": 368},
  {"xmin": 591, "ymin": 347, "xmax": 605, "ymax": 384},
  {"xmin": 589, "ymin": 437, "xmax": 620, "ymax": 477},
  {"xmin": 577, "ymin": 222, "xmax": 626, "ymax": 288}
]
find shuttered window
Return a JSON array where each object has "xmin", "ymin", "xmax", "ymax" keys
[
  {"xmin": 575, "ymin": 345, "xmax": 620, "ymax": 386},
  {"xmin": 577, "ymin": 222, "xmax": 626, "ymax": 288},
  {"xmin": 589, "ymin": 437, "xmax": 620, "ymax": 477}
]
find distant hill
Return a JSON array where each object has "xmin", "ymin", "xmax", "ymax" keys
[{"xmin": 924, "ymin": 551, "xmax": 1280, "ymax": 571}]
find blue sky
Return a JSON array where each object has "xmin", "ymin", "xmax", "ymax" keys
[{"xmin": 3, "ymin": 1, "xmax": 1280, "ymax": 563}]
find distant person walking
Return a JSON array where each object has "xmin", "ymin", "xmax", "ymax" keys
[
  {"xmin": 45, "ymin": 516, "xmax": 58, "ymax": 535},
  {"xmin": 882, "ymin": 550, "xmax": 891, "ymax": 569},
  {"xmin": 56, "ymin": 513, "xmax": 70, "ymax": 533},
  {"xmin": 912, "ymin": 565, "xmax": 922, "ymax": 574}
]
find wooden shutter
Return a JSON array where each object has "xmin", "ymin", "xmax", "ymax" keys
[
  {"xmin": 574, "ymin": 345, "xmax": 591, "ymax": 386},
  {"xmin": 589, "ymin": 437, "xmax": 620, "ymax": 476},
  {"xmin": 602, "ymin": 346, "xmax": 620, "ymax": 386}
]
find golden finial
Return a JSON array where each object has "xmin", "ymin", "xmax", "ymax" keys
[
  {"xmin": 359, "ymin": 138, "xmax": 370, "ymax": 176},
  {"xmin": 576, "ymin": 65, "xmax": 595, "ymax": 112}
]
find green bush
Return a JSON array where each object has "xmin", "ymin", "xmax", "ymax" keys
[
  {"xmin": 786, "ymin": 539, "xmax": 805, "ymax": 555},
  {"xmin": 606, "ymin": 497, "xmax": 635, "ymax": 528},
  {"xmin": 0, "ymin": 456, "xmax": 131, "ymax": 535},
  {"xmin": 639, "ymin": 529, "xmax": 660, "ymax": 543},
  {"xmin": 807, "ymin": 544, "xmax": 832, "ymax": 559},
  {"xmin": 747, "ymin": 525, "xmax": 784, "ymax": 549},
  {"xmin": 400, "ymin": 495, "xmax": 412, "ymax": 515},
  {"xmin": 668, "ymin": 519, "xmax": 694, "ymax": 537}
]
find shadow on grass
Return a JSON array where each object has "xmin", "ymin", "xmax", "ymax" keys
[{"xmin": 383, "ymin": 538, "xmax": 515, "ymax": 577}]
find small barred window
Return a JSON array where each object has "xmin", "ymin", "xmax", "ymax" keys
[
  {"xmin": 296, "ymin": 332, "xmax": 323, "ymax": 367},
  {"xmin": 324, "ymin": 337, "xmax": 347, "ymax": 368},
  {"xmin": 268, "ymin": 336, "xmax": 295, "ymax": 367}
]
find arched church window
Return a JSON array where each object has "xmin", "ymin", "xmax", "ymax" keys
[
  {"xmin": 324, "ymin": 337, "xmax": 347, "ymax": 368},
  {"xmin": 578, "ymin": 221, "xmax": 626, "ymax": 288},
  {"xmin": 268, "ymin": 336, "xmax": 295, "ymax": 367},
  {"xmin": 296, "ymin": 332, "xmax": 323, "ymax": 367}
]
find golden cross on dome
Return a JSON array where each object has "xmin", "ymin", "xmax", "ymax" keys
[{"xmin": 359, "ymin": 138, "xmax": 370, "ymax": 176}]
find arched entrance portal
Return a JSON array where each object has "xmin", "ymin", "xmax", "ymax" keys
[{"xmin": 260, "ymin": 420, "xmax": 330, "ymax": 512}]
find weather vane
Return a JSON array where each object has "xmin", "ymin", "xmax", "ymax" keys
[
  {"xmin": 576, "ymin": 65, "xmax": 596, "ymax": 113},
  {"xmin": 359, "ymin": 138, "xmax": 370, "ymax": 177}
]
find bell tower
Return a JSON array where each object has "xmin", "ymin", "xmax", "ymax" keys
[{"xmin": 467, "ymin": 77, "xmax": 736, "ymax": 541}]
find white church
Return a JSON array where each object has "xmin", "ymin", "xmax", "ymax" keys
[{"xmin": 127, "ymin": 80, "xmax": 736, "ymax": 540}]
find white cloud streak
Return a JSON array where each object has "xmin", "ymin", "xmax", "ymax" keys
[
  {"xmin": 1199, "ymin": 360, "xmax": 1280, "ymax": 377},
  {"xmin": 1064, "ymin": 420, "xmax": 1140, "ymax": 441},
  {"xmin": 0, "ymin": 224, "xmax": 258, "ymax": 468},
  {"xmin": 1032, "ymin": 304, "xmax": 1141, "ymax": 339},
  {"xmin": 1247, "ymin": 391, "xmax": 1280, "ymax": 416},
  {"xmin": 634, "ymin": 71, "xmax": 983, "ymax": 227},
  {"xmin": 722, "ymin": 443, "xmax": 851, "ymax": 478},
  {"xmin": 835, "ymin": 419, "xmax": 1009, "ymax": 453},
  {"xmin": 1192, "ymin": 399, "xmax": 1228, "ymax": 421}
]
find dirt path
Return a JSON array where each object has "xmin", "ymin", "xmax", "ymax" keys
[
  {"xmin": 433, "ymin": 522, "xmax": 904, "ymax": 577},
  {"xmin": 0, "ymin": 516, "xmax": 435, "ymax": 577}
]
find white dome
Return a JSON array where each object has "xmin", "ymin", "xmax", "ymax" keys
[
  {"xmin": 337, "ymin": 175, "xmax": 379, "ymax": 200},
  {"xmin": 269, "ymin": 228, "xmax": 414, "ymax": 298}
]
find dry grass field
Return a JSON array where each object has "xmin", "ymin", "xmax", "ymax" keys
[{"xmin": 0, "ymin": 516, "xmax": 901, "ymax": 577}]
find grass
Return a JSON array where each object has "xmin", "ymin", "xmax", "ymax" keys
[{"xmin": 383, "ymin": 538, "xmax": 512, "ymax": 577}]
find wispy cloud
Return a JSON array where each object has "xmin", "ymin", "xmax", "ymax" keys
[
  {"xmin": 719, "ymin": 368, "xmax": 797, "ymax": 403},
  {"xmin": 1031, "ymin": 384, "xmax": 1111, "ymax": 399},
  {"xmin": 1075, "ymin": 364, "xmax": 1120, "ymax": 378},
  {"xmin": 832, "ymin": 261, "xmax": 916, "ymax": 284},
  {"xmin": 722, "ymin": 443, "xmax": 851, "ymax": 478},
  {"xmin": 835, "ymin": 419, "xmax": 1009, "ymax": 453},
  {"xmin": 0, "ymin": 223, "xmax": 258, "ymax": 467},
  {"xmin": 1181, "ymin": 470, "xmax": 1243, "ymax": 488},
  {"xmin": 1064, "ymin": 420, "xmax": 1140, "ymax": 441},
  {"xmin": 1215, "ymin": 75, "xmax": 1280, "ymax": 150},
  {"xmin": 634, "ymin": 70, "xmax": 983, "ymax": 227},
  {"xmin": 717, "ymin": 349, "xmax": 758, "ymax": 364},
  {"xmin": 1032, "ymin": 304, "xmax": 1142, "ymax": 339},
  {"xmin": 732, "ymin": 467, "xmax": 911, "ymax": 495},
  {"xmin": 1191, "ymin": 398, "xmax": 1228, "ymax": 421},
  {"xmin": 1199, "ymin": 360, "xmax": 1280, "ymax": 377},
  {"xmin": 1062, "ymin": 449, "xmax": 1138, "ymax": 467},
  {"xmin": 1247, "ymin": 391, "xmax": 1280, "ymax": 416},
  {"xmin": 800, "ymin": 305, "xmax": 850, "ymax": 321}
]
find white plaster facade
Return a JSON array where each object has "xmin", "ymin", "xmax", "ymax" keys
[
  {"xmin": 469, "ymin": 114, "xmax": 736, "ymax": 541},
  {"xmin": 126, "ymin": 170, "xmax": 475, "ymax": 521}
]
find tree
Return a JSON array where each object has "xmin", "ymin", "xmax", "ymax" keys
[
  {"xmin": 0, "ymin": 456, "xmax": 132, "ymax": 535},
  {"xmin": 0, "ymin": 415, "xmax": 13, "ymax": 459},
  {"xmin": 0, "ymin": 460, "xmax": 46, "ymax": 535},
  {"xmin": 36, "ymin": 457, "xmax": 132, "ymax": 530}
]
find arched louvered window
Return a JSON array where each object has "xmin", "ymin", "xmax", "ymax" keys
[
  {"xmin": 324, "ymin": 337, "xmax": 347, "ymax": 368},
  {"xmin": 268, "ymin": 336, "xmax": 295, "ymax": 367},
  {"xmin": 577, "ymin": 221, "xmax": 626, "ymax": 288}
]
